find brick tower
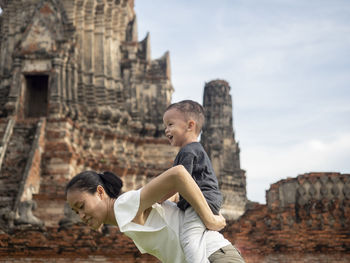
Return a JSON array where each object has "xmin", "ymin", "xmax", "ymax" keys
[{"xmin": 201, "ymin": 79, "xmax": 247, "ymax": 219}]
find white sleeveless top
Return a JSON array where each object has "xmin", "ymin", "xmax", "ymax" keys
[{"xmin": 114, "ymin": 189, "xmax": 230, "ymax": 263}]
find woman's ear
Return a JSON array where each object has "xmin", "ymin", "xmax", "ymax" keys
[{"xmin": 96, "ymin": 185, "xmax": 105, "ymax": 199}]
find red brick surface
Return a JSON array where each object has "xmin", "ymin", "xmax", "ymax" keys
[
  {"xmin": 0, "ymin": 225, "xmax": 158, "ymax": 262},
  {"xmin": 225, "ymin": 173, "xmax": 350, "ymax": 262}
]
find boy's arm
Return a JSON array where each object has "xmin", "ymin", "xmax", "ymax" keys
[{"xmin": 138, "ymin": 165, "xmax": 226, "ymax": 231}]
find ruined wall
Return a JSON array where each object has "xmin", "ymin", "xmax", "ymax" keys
[
  {"xmin": 226, "ymin": 172, "xmax": 350, "ymax": 263},
  {"xmin": 201, "ymin": 80, "xmax": 246, "ymax": 219}
]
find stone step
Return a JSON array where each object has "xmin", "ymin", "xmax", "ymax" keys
[{"xmin": 0, "ymin": 121, "xmax": 39, "ymax": 213}]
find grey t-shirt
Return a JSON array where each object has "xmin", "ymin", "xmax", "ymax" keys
[{"xmin": 173, "ymin": 142, "xmax": 222, "ymax": 215}]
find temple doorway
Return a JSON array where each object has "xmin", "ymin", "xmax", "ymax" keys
[{"xmin": 24, "ymin": 75, "xmax": 49, "ymax": 118}]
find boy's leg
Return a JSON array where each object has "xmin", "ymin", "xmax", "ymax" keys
[
  {"xmin": 208, "ymin": 244, "xmax": 245, "ymax": 263},
  {"xmin": 180, "ymin": 207, "xmax": 210, "ymax": 263}
]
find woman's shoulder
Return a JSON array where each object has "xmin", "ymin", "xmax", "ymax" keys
[
  {"xmin": 114, "ymin": 189, "xmax": 141, "ymax": 230},
  {"xmin": 116, "ymin": 189, "xmax": 140, "ymax": 203}
]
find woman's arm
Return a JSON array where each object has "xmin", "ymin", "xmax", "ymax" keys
[{"xmin": 137, "ymin": 165, "xmax": 225, "ymax": 231}]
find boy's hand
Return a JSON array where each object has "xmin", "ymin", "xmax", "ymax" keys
[
  {"xmin": 158, "ymin": 190, "xmax": 178, "ymax": 203},
  {"xmin": 167, "ymin": 192, "xmax": 179, "ymax": 203},
  {"xmin": 205, "ymin": 213, "xmax": 226, "ymax": 231}
]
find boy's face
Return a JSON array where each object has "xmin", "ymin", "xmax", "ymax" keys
[{"xmin": 163, "ymin": 108, "xmax": 196, "ymax": 147}]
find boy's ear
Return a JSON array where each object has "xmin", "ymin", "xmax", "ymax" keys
[{"xmin": 187, "ymin": 120, "xmax": 195, "ymax": 131}]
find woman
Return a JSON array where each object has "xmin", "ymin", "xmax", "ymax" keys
[{"xmin": 66, "ymin": 165, "xmax": 245, "ymax": 263}]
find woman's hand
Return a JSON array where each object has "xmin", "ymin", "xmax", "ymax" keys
[{"xmin": 205, "ymin": 213, "xmax": 226, "ymax": 231}]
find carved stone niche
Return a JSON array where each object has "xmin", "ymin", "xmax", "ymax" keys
[
  {"xmin": 280, "ymin": 181, "xmax": 298, "ymax": 207},
  {"xmin": 15, "ymin": 200, "xmax": 44, "ymax": 227},
  {"xmin": 296, "ymin": 184, "xmax": 307, "ymax": 206}
]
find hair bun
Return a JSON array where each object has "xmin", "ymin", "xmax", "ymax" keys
[{"xmin": 101, "ymin": 171, "xmax": 123, "ymax": 195}]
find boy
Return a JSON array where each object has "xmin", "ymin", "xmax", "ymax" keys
[{"xmin": 162, "ymin": 100, "xmax": 227, "ymax": 263}]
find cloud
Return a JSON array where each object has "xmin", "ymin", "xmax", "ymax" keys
[{"xmin": 243, "ymin": 133, "xmax": 350, "ymax": 202}]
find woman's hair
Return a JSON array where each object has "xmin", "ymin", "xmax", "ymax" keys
[{"xmin": 65, "ymin": 170, "xmax": 123, "ymax": 198}]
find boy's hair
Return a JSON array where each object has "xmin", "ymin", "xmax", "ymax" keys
[{"xmin": 165, "ymin": 100, "xmax": 205, "ymax": 135}]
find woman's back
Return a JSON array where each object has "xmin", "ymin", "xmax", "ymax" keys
[{"xmin": 114, "ymin": 189, "xmax": 186, "ymax": 263}]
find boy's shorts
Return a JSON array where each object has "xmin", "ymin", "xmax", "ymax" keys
[{"xmin": 209, "ymin": 244, "xmax": 245, "ymax": 263}]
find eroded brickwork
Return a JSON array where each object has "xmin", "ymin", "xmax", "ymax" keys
[{"xmin": 226, "ymin": 172, "xmax": 350, "ymax": 262}]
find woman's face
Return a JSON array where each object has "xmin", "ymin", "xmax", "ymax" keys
[{"xmin": 67, "ymin": 187, "xmax": 107, "ymax": 230}]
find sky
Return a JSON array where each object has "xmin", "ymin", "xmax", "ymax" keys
[{"xmin": 134, "ymin": 0, "xmax": 350, "ymax": 203}]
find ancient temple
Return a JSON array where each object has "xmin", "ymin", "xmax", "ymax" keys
[
  {"xmin": 201, "ymin": 80, "xmax": 246, "ymax": 219},
  {"xmin": 0, "ymin": 0, "xmax": 179, "ymax": 230}
]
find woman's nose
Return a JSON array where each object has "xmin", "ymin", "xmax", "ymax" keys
[{"xmin": 78, "ymin": 211, "xmax": 85, "ymax": 219}]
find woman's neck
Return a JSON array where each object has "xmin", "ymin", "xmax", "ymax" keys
[{"xmin": 104, "ymin": 198, "xmax": 118, "ymax": 226}]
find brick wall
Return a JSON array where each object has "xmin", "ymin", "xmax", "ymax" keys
[
  {"xmin": 0, "ymin": 225, "xmax": 158, "ymax": 262},
  {"xmin": 225, "ymin": 173, "xmax": 350, "ymax": 262}
]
